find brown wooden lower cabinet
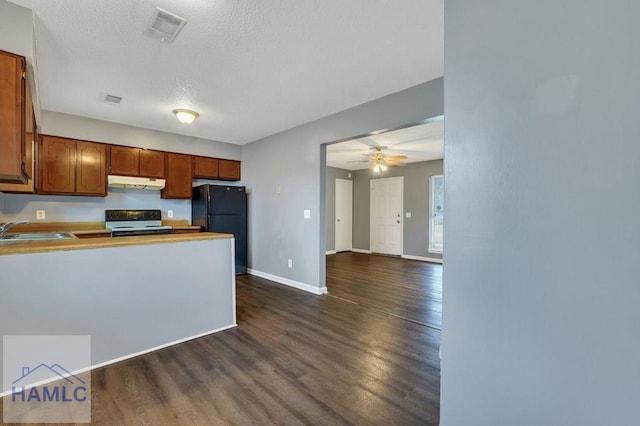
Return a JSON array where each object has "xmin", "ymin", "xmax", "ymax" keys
[
  {"xmin": 172, "ymin": 229, "xmax": 201, "ymax": 234},
  {"xmin": 162, "ymin": 153, "xmax": 192, "ymax": 199}
]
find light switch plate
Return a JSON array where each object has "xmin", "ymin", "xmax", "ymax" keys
[
  {"xmin": 36, "ymin": 210, "xmax": 46, "ymax": 220},
  {"xmin": 405, "ymin": 212, "xmax": 411, "ymax": 218},
  {"xmin": 167, "ymin": 210, "xmax": 174, "ymax": 218},
  {"xmin": 303, "ymin": 209, "xmax": 311, "ymax": 219}
]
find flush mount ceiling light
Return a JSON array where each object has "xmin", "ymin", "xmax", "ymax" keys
[{"xmin": 173, "ymin": 109, "xmax": 199, "ymax": 124}]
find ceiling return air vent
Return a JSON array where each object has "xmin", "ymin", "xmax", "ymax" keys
[
  {"xmin": 104, "ymin": 94, "xmax": 122, "ymax": 104},
  {"xmin": 145, "ymin": 7, "xmax": 187, "ymax": 43}
]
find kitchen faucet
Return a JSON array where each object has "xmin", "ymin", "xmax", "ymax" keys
[{"xmin": 0, "ymin": 219, "xmax": 30, "ymax": 238}]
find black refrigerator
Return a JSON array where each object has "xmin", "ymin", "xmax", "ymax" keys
[{"xmin": 192, "ymin": 184, "xmax": 247, "ymax": 274}]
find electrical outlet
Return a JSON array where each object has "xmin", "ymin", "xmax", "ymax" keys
[
  {"xmin": 304, "ymin": 209, "xmax": 310, "ymax": 219},
  {"xmin": 287, "ymin": 259, "xmax": 292, "ymax": 268},
  {"xmin": 405, "ymin": 212, "xmax": 411, "ymax": 218},
  {"xmin": 36, "ymin": 210, "xmax": 46, "ymax": 220},
  {"xmin": 276, "ymin": 185, "xmax": 281, "ymax": 195},
  {"xmin": 167, "ymin": 210, "xmax": 174, "ymax": 218}
]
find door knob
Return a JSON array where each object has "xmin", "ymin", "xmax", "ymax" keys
[
  {"xmin": 397, "ymin": 220, "xmax": 400, "ymax": 224},
  {"xmin": 337, "ymin": 218, "xmax": 340, "ymax": 222}
]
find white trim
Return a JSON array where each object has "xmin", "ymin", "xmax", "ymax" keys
[
  {"xmin": 428, "ymin": 248, "xmax": 443, "ymax": 254},
  {"xmin": 0, "ymin": 324, "xmax": 237, "ymax": 398},
  {"xmin": 325, "ymin": 250, "xmax": 337, "ymax": 255},
  {"xmin": 351, "ymin": 248, "xmax": 372, "ymax": 254},
  {"xmin": 401, "ymin": 254, "xmax": 443, "ymax": 264},
  {"xmin": 248, "ymin": 268, "xmax": 328, "ymax": 295}
]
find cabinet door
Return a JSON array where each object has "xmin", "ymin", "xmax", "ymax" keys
[
  {"xmin": 218, "ymin": 159, "xmax": 241, "ymax": 181},
  {"xmin": 139, "ymin": 149, "xmax": 165, "ymax": 178},
  {"xmin": 192, "ymin": 156, "xmax": 219, "ymax": 179},
  {"xmin": 38, "ymin": 135, "xmax": 76, "ymax": 194},
  {"xmin": 162, "ymin": 153, "xmax": 192, "ymax": 199},
  {"xmin": 0, "ymin": 50, "xmax": 26, "ymax": 183},
  {"xmin": 76, "ymin": 141, "xmax": 107, "ymax": 196},
  {"xmin": 110, "ymin": 146, "xmax": 139, "ymax": 176},
  {"xmin": 0, "ymin": 66, "xmax": 34, "ymax": 193}
]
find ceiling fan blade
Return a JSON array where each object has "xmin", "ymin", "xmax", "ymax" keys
[
  {"xmin": 385, "ymin": 155, "xmax": 408, "ymax": 160},
  {"xmin": 385, "ymin": 160, "xmax": 406, "ymax": 166},
  {"xmin": 370, "ymin": 162, "xmax": 378, "ymax": 170},
  {"xmin": 347, "ymin": 160, "xmax": 370, "ymax": 163}
]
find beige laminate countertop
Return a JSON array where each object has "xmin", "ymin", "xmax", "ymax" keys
[{"xmin": 0, "ymin": 233, "xmax": 233, "ymax": 256}]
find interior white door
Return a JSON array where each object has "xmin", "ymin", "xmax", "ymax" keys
[
  {"xmin": 335, "ymin": 179, "xmax": 353, "ymax": 252},
  {"xmin": 370, "ymin": 177, "xmax": 403, "ymax": 255}
]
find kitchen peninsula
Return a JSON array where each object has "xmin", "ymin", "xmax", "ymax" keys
[{"xmin": 0, "ymin": 233, "xmax": 236, "ymax": 393}]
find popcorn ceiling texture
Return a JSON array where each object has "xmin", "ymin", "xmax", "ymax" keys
[{"xmin": 9, "ymin": 0, "xmax": 443, "ymax": 145}]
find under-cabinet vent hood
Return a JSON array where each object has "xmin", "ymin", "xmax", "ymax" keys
[{"xmin": 107, "ymin": 175, "xmax": 166, "ymax": 190}]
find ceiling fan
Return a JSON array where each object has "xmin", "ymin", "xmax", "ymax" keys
[{"xmin": 348, "ymin": 146, "xmax": 408, "ymax": 172}]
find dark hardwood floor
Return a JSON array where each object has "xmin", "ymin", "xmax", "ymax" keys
[
  {"xmin": 326, "ymin": 252, "xmax": 442, "ymax": 330},
  {"xmin": 2, "ymin": 253, "xmax": 441, "ymax": 425}
]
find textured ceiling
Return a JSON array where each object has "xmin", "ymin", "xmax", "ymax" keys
[
  {"xmin": 9, "ymin": 0, "xmax": 443, "ymax": 145},
  {"xmin": 327, "ymin": 119, "xmax": 443, "ymax": 171}
]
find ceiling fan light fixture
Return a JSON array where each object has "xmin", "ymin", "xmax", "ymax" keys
[{"xmin": 173, "ymin": 109, "xmax": 199, "ymax": 124}]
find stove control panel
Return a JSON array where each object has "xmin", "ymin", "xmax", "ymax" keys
[{"xmin": 105, "ymin": 209, "xmax": 162, "ymax": 222}]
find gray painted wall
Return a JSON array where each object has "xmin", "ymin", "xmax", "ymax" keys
[
  {"xmin": 41, "ymin": 111, "xmax": 242, "ymax": 160},
  {"xmin": 325, "ymin": 167, "xmax": 352, "ymax": 252},
  {"xmin": 242, "ymin": 77, "xmax": 444, "ymax": 289},
  {"xmin": 352, "ymin": 160, "xmax": 443, "ymax": 259},
  {"xmin": 0, "ymin": 188, "xmax": 190, "ymax": 223},
  {"xmin": 0, "ymin": 1, "xmax": 31, "ymax": 59},
  {"xmin": 0, "ymin": 111, "xmax": 244, "ymax": 223},
  {"xmin": 442, "ymin": 2, "xmax": 640, "ymax": 425}
]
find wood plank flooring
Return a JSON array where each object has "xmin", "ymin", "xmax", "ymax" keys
[
  {"xmin": 1, "ymin": 252, "xmax": 441, "ymax": 425},
  {"xmin": 327, "ymin": 252, "xmax": 443, "ymax": 330}
]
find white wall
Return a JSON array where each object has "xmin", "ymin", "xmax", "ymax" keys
[
  {"xmin": 242, "ymin": 78, "xmax": 443, "ymax": 290},
  {"xmin": 441, "ymin": 1, "xmax": 640, "ymax": 425}
]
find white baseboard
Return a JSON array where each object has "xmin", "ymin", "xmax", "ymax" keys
[
  {"xmin": 401, "ymin": 254, "xmax": 443, "ymax": 264},
  {"xmin": 0, "ymin": 324, "xmax": 237, "ymax": 398},
  {"xmin": 351, "ymin": 248, "xmax": 372, "ymax": 254},
  {"xmin": 325, "ymin": 250, "xmax": 337, "ymax": 255},
  {"xmin": 248, "ymin": 268, "xmax": 328, "ymax": 295}
]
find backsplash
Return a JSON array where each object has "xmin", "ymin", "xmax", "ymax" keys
[{"xmin": 0, "ymin": 189, "xmax": 191, "ymax": 223}]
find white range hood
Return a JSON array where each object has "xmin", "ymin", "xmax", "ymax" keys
[{"xmin": 107, "ymin": 175, "xmax": 166, "ymax": 190}]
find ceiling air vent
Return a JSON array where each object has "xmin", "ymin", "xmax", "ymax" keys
[
  {"xmin": 104, "ymin": 94, "xmax": 122, "ymax": 104},
  {"xmin": 146, "ymin": 7, "xmax": 187, "ymax": 43}
]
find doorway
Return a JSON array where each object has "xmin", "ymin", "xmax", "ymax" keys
[
  {"xmin": 335, "ymin": 179, "xmax": 353, "ymax": 252},
  {"xmin": 370, "ymin": 176, "xmax": 403, "ymax": 255}
]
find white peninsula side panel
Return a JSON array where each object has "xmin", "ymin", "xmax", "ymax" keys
[{"xmin": 0, "ymin": 237, "xmax": 236, "ymax": 392}]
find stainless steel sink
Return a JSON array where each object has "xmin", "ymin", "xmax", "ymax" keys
[{"xmin": 0, "ymin": 232, "xmax": 76, "ymax": 241}]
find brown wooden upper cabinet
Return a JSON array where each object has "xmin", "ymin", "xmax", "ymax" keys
[
  {"xmin": 0, "ymin": 58, "xmax": 36, "ymax": 194},
  {"xmin": 162, "ymin": 153, "xmax": 192, "ymax": 199},
  {"xmin": 38, "ymin": 135, "xmax": 107, "ymax": 196},
  {"xmin": 110, "ymin": 145, "xmax": 165, "ymax": 178},
  {"xmin": 192, "ymin": 156, "xmax": 219, "ymax": 179},
  {"xmin": 218, "ymin": 159, "xmax": 241, "ymax": 180},
  {"xmin": 0, "ymin": 50, "xmax": 27, "ymax": 184}
]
